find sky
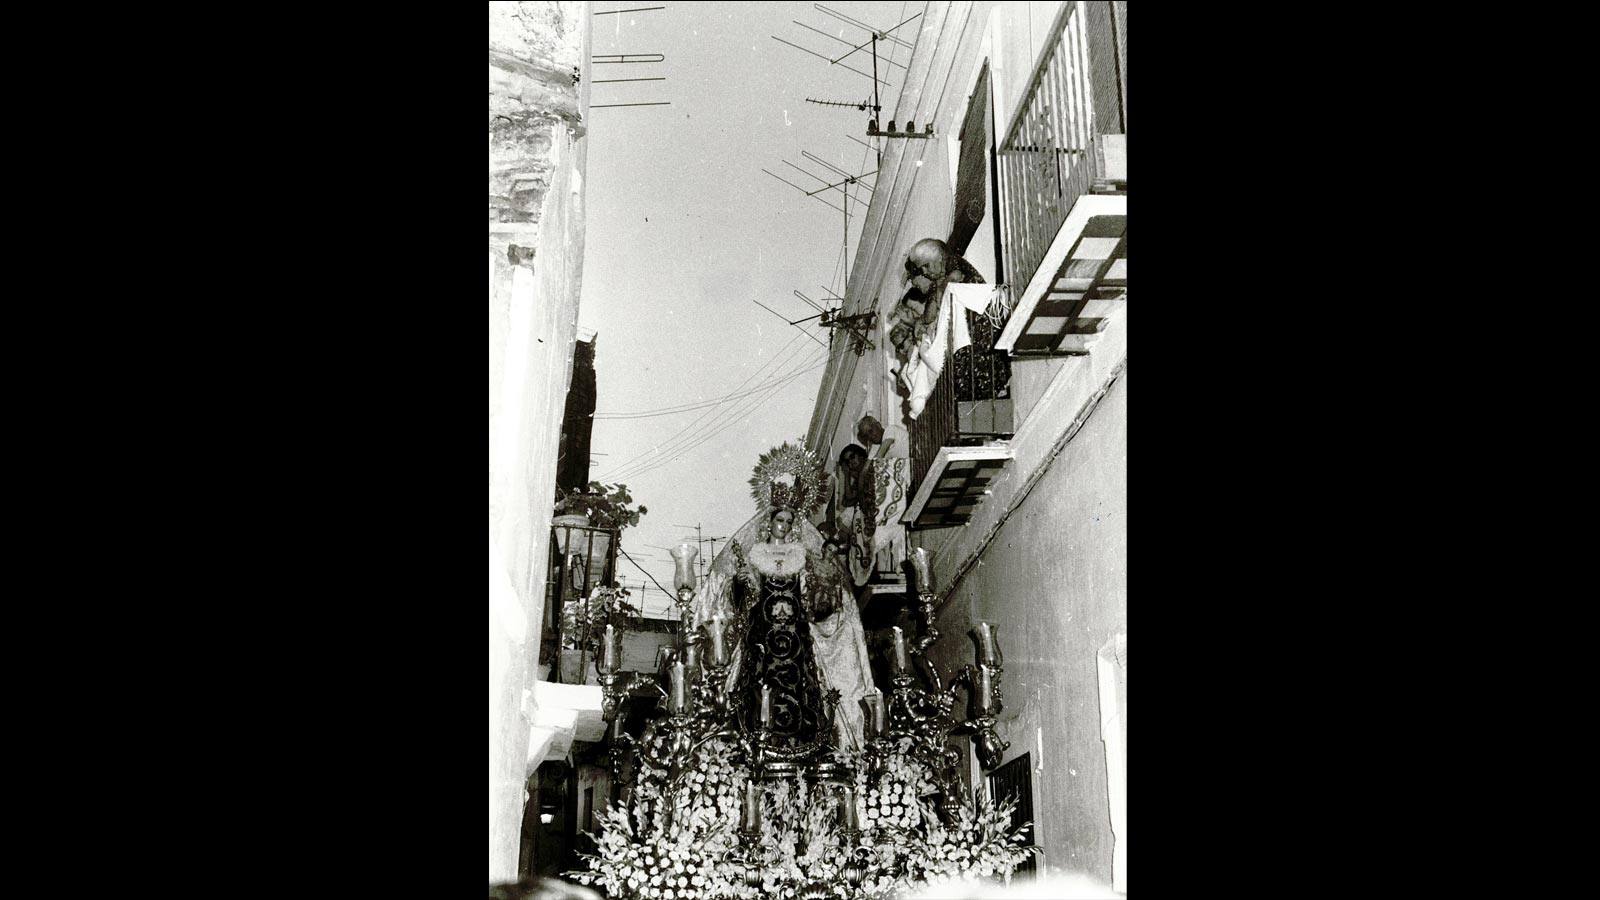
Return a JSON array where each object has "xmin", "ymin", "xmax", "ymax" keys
[{"xmin": 579, "ymin": 1, "xmax": 918, "ymax": 616}]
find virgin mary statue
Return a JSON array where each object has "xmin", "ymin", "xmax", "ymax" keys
[{"xmin": 693, "ymin": 443, "xmax": 876, "ymax": 752}]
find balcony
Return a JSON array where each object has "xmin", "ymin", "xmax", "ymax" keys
[
  {"xmin": 902, "ymin": 3, "xmax": 1126, "ymax": 529},
  {"xmin": 541, "ymin": 521, "xmax": 619, "ymax": 684},
  {"xmin": 994, "ymin": 1, "xmax": 1127, "ymax": 355},
  {"xmin": 904, "ymin": 308, "xmax": 1014, "ymax": 529}
]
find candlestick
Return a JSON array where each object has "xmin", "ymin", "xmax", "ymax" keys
[
  {"xmin": 859, "ymin": 690, "xmax": 886, "ymax": 739},
  {"xmin": 670, "ymin": 542, "xmax": 700, "ymax": 592},
  {"xmin": 910, "ymin": 547, "xmax": 933, "ymax": 594},
  {"xmin": 758, "ymin": 683, "xmax": 774, "ymax": 726},
  {"xmin": 837, "ymin": 785, "xmax": 859, "ymax": 831},
  {"xmin": 742, "ymin": 780, "xmax": 761, "ymax": 832},
  {"xmin": 970, "ymin": 621, "xmax": 1002, "ymax": 666},
  {"xmin": 890, "ymin": 626, "xmax": 910, "ymax": 673},
  {"xmin": 669, "ymin": 662, "xmax": 689, "ymax": 714},
  {"xmin": 600, "ymin": 623, "xmax": 620, "ymax": 674},
  {"xmin": 708, "ymin": 613, "xmax": 729, "ymax": 666},
  {"xmin": 970, "ymin": 664, "xmax": 998, "ymax": 717}
]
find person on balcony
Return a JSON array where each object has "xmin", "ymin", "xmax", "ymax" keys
[
  {"xmin": 890, "ymin": 239, "xmax": 988, "ymax": 420},
  {"xmin": 905, "ymin": 237, "xmax": 985, "ymax": 295}
]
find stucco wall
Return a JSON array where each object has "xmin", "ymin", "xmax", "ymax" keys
[
  {"xmin": 489, "ymin": 0, "xmax": 590, "ymax": 884},
  {"xmin": 795, "ymin": 1, "xmax": 1128, "ymax": 886},
  {"xmin": 921, "ymin": 369, "xmax": 1125, "ymax": 882}
]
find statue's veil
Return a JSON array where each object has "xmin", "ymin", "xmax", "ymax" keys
[{"xmin": 692, "ymin": 511, "xmax": 827, "ymax": 624}]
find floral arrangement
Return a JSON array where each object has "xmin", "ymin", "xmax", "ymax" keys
[{"xmin": 568, "ymin": 735, "xmax": 1033, "ymax": 899}]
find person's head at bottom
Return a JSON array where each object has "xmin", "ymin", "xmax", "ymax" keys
[
  {"xmin": 907, "ymin": 873, "xmax": 1120, "ymax": 899},
  {"xmin": 488, "ymin": 877, "xmax": 601, "ymax": 900}
]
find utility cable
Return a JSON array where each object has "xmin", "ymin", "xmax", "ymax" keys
[
  {"xmin": 594, "ymin": 358, "xmax": 830, "ymax": 419},
  {"xmin": 617, "ymin": 545, "xmax": 676, "ymax": 599},
  {"xmin": 604, "ymin": 352, "xmax": 822, "ymax": 483},
  {"xmin": 603, "ymin": 343, "xmax": 825, "ymax": 482},
  {"xmin": 597, "ymin": 336, "xmax": 814, "ymax": 480},
  {"xmin": 606, "ymin": 344, "xmax": 827, "ymax": 482},
  {"xmin": 596, "ymin": 330, "xmax": 808, "ymax": 479}
]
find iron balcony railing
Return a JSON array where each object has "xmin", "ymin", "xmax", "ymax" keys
[
  {"xmin": 908, "ymin": 304, "xmax": 1015, "ymax": 499},
  {"xmin": 997, "ymin": 2, "xmax": 1125, "ymax": 300}
]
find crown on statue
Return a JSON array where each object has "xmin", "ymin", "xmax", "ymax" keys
[{"xmin": 749, "ymin": 441, "xmax": 827, "ymax": 519}]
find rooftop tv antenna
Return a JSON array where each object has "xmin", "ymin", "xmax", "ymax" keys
[
  {"xmin": 789, "ymin": 290, "xmax": 878, "ymax": 357},
  {"xmin": 750, "ymin": 298, "xmax": 828, "ymax": 349},
  {"xmin": 763, "ymin": 149, "xmax": 874, "ymax": 280},
  {"xmin": 774, "ymin": 8, "xmax": 930, "ymax": 142},
  {"xmin": 590, "ymin": 22, "xmax": 671, "ymax": 112},
  {"xmin": 771, "ymin": 6, "xmax": 921, "ymax": 93}
]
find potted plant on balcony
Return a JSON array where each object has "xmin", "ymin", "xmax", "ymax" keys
[
  {"xmin": 562, "ymin": 580, "xmax": 642, "ymax": 656},
  {"xmin": 553, "ymin": 482, "xmax": 648, "ymax": 680},
  {"xmin": 554, "ymin": 481, "xmax": 648, "ymax": 532}
]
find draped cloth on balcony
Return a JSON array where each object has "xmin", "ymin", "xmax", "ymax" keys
[
  {"xmin": 897, "ymin": 283, "xmax": 1005, "ymax": 419},
  {"xmin": 691, "ymin": 513, "xmax": 875, "ymax": 751}
]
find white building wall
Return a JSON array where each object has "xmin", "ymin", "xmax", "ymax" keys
[
  {"xmin": 489, "ymin": 1, "xmax": 591, "ymax": 883},
  {"xmin": 803, "ymin": 2, "xmax": 1127, "ymax": 886}
]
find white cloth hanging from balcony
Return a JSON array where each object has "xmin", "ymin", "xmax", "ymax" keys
[{"xmin": 901, "ymin": 285, "xmax": 1002, "ymax": 418}]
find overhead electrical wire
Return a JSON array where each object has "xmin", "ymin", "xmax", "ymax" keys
[
  {"xmin": 593, "ymin": 358, "xmax": 829, "ymax": 419},
  {"xmin": 602, "ymin": 342, "xmax": 826, "ymax": 483},
  {"xmin": 616, "ymin": 545, "xmax": 676, "ymax": 599},
  {"xmin": 597, "ymin": 331, "xmax": 817, "ymax": 481},
  {"xmin": 603, "ymin": 11, "xmax": 909, "ymax": 485},
  {"xmin": 597, "ymin": 336, "xmax": 812, "ymax": 480},
  {"xmin": 604, "ymin": 346, "xmax": 826, "ymax": 483},
  {"xmin": 597, "ymin": 329, "xmax": 809, "ymax": 477},
  {"xmin": 605, "ymin": 344, "xmax": 828, "ymax": 482}
]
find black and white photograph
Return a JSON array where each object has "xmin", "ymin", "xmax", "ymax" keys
[{"xmin": 489, "ymin": 3, "xmax": 1127, "ymax": 897}]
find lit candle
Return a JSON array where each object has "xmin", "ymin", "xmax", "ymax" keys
[
  {"xmin": 758, "ymin": 683, "xmax": 774, "ymax": 726},
  {"xmin": 910, "ymin": 547, "xmax": 934, "ymax": 594},
  {"xmin": 742, "ymin": 780, "xmax": 761, "ymax": 831},
  {"xmin": 970, "ymin": 664, "xmax": 997, "ymax": 717},
  {"xmin": 970, "ymin": 622, "xmax": 1002, "ymax": 667},
  {"xmin": 600, "ymin": 624, "xmax": 620, "ymax": 674},
  {"xmin": 669, "ymin": 662, "xmax": 689, "ymax": 714},
  {"xmin": 708, "ymin": 613, "xmax": 728, "ymax": 666},
  {"xmin": 890, "ymin": 626, "xmax": 910, "ymax": 674},
  {"xmin": 683, "ymin": 640, "xmax": 701, "ymax": 677}
]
